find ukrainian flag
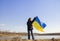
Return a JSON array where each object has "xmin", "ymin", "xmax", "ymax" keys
[{"xmin": 33, "ymin": 17, "xmax": 46, "ymax": 32}]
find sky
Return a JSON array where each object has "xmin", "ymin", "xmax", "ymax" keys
[{"xmin": 0, "ymin": 0, "xmax": 60, "ymax": 33}]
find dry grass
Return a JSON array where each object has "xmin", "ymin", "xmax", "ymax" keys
[{"xmin": 0, "ymin": 38, "xmax": 60, "ymax": 41}]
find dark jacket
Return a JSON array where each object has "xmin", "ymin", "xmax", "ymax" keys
[{"xmin": 27, "ymin": 18, "xmax": 36, "ymax": 30}]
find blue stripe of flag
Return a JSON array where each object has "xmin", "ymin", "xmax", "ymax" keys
[{"xmin": 35, "ymin": 17, "xmax": 46, "ymax": 28}]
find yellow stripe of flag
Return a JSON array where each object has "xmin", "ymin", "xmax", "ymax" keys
[{"xmin": 33, "ymin": 21, "xmax": 44, "ymax": 32}]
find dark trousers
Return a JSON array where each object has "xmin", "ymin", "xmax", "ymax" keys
[{"xmin": 28, "ymin": 30, "xmax": 34, "ymax": 40}]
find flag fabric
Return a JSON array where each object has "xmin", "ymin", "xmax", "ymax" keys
[{"xmin": 32, "ymin": 17, "xmax": 46, "ymax": 32}]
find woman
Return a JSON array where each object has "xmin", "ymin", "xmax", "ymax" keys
[{"xmin": 27, "ymin": 17, "xmax": 36, "ymax": 40}]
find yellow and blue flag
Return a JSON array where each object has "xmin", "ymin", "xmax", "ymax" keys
[{"xmin": 33, "ymin": 17, "xmax": 46, "ymax": 32}]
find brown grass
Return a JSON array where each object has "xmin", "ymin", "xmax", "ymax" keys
[
  {"xmin": 0, "ymin": 39, "xmax": 60, "ymax": 41},
  {"xmin": 0, "ymin": 38, "xmax": 60, "ymax": 41}
]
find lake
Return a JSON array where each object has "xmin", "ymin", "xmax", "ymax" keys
[
  {"xmin": 21, "ymin": 35, "xmax": 60, "ymax": 39},
  {"xmin": 0, "ymin": 35, "xmax": 60, "ymax": 39}
]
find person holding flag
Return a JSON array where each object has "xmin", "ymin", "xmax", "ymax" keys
[{"xmin": 27, "ymin": 17, "xmax": 36, "ymax": 40}]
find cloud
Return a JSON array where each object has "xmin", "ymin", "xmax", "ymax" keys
[
  {"xmin": 0, "ymin": 24, "xmax": 6, "ymax": 27},
  {"xmin": 0, "ymin": 24, "xmax": 27, "ymax": 32}
]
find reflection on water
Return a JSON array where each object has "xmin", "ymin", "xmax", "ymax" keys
[
  {"xmin": 0, "ymin": 35, "xmax": 60, "ymax": 39},
  {"xmin": 21, "ymin": 35, "xmax": 60, "ymax": 39}
]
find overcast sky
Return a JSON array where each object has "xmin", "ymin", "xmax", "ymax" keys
[{"xmin": 0, "ymin": 0, "xmax": 60, "ymax": 33}]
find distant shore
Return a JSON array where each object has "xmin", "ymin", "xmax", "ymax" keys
[
  {"xmin": 0, "ymin": 31, "xmax": 60, "ymax": 41},
  {"xmin": 0, "ymin": 31, "xmax": 60, "ymax": 36}
]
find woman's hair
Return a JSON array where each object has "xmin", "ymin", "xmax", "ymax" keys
[{"xmin": 28, "ymin": 18, "xmax": 31, "ymax": 21}]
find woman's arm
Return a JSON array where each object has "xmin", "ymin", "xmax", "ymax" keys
[{"xmin": 32, "ymin": 17, "xmax": 37, "ymax": 24}]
